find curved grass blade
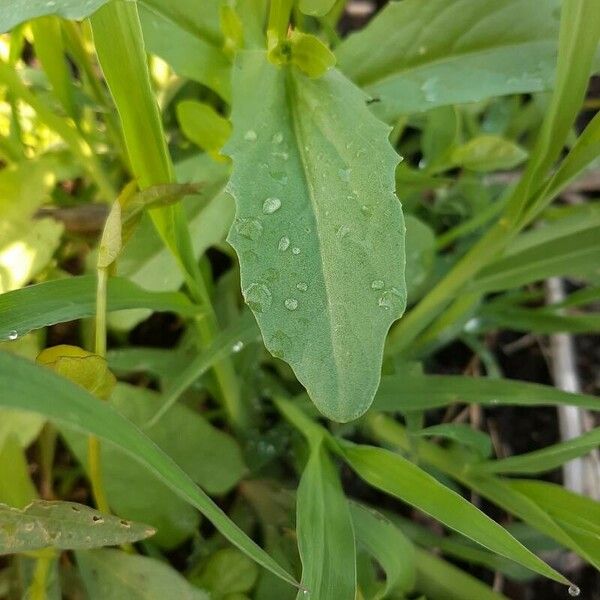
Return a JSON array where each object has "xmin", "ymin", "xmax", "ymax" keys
[
  {"xmin": 0, "ymin": 351, "xmax": 298, "ymax": 589},
  {"xmin": 0, "ymin": 276, "xmax": 201, "ymax": 341},
  {"xmin": 226, "ymin": 51, "xmax": 405, "ymax": 422},
  {"xmin": 373, "ymin": 374, "xmax": 600, "ymax": 412},
  {"xmin": 337, "ymin": 442, "xmax": 569, "ymax": 585}
]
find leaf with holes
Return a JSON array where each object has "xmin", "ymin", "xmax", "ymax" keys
[{"xmin": 0, "ymin": 500, "xmax": 155, "ymax": 554}]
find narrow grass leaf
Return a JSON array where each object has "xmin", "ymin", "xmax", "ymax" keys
[
  {"xmin": 339, "ymin": 442, "xmax": 568, "ymax": 584},
  {"xmin": 296, "ymin": 438, "xmax": 356, "ymax": 600},
  {"xmin": 0, "ymin": 352, "xmax": 298, "ymax": 588},
  {"xmin": 0, "ymin": 275, "xmax": 200, "ymax": 341}
]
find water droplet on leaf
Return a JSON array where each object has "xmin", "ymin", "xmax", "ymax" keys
[
  {"xmin": 278, "ymin": 236, "xmax": 290, "ymax": 251},
  {"xmin": 244, "ymin": 130, "xmax": 257, "ymax": 141},
  {"xmin": 8, "ymin": 330, "xmax": 18, "ymax": 340},
  {"xmin": 232, "ymin": 341, "xmax": 244, "ymax": 353},
  {"xmin": 371, "ymin": 280, "xmax": 384, "ymax": 290},
  {"xmin": 284, "ymin": 298, "xmax": 298, "ymax": 311},
  {"xmin": 272, "ymin": 132, "xmax": 283, "ymax": 144},
  {"xmin": 292, "ymin": 247, "xmax": 301, "ymax": 255},
  {"xmin": 262, "ymin": 197, "xmax": 282, "ymax": 214},
  {"xmin": 568, "ymin": 585, "xmax": 581, "ymax": 597},
  {"xmin": 296, "ymin": 282, "xmax": 308, "ymax": 292},
  {"xmin": 244, "ymin": 283, "xmax": 272, "ymax": 313},
  {"xmin": 338, "ymin": 168, "xmax": 351, "ymax": 182},
  {"xmin": 336, "ymin": 225, "xmax": 351, "ymax": 239}
]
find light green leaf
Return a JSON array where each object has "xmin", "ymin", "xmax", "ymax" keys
[
  {"xmin": 0, "ymin": 275, "xmax": 201, "ymax": 341},
  {"xmin": 339, "ymin": 442, "xmax": 567, "ymax": 584},
  {"xmin": 288, "ymin": 31, "xmax": 336, "ymax": 79},
  {"xmin": 474, "ymin": 427, "xmax": 600, "ymax": 475},
  {"xmin": 472, "ymin": 225, "xmax": 600, "ymax": 292},
  {"xmin": 336, "ymin": 0, "xmax": 561, "ymax": 120},
  {"xmin": 0, "ymin": 351, "xmax": 298, "ymax": 588},
  {"xmin": 0, "ymin": 0, "xmax": 108, "ymax": 32},
  {"xmin": 139, "ymin": 0, "xmax": 230, "ymax": 100},
  {"xmin": 0, "ymin": 410, "xmax": 45, "ymax": 448},
  {"xmin": 415, "ymin": 423, "xmax": 492, "ymax": 457},
  {"xmin": 177, "ymin": 100, "xmax": 232, "ymax": 153},
  {"xmin": 350, "ymin": 502, "xmax": 415, "ymax": 597},
  {"xmin": 296, "ymin": 438, "xmax": 356, "ymax": 600},
  {"xmin": 299, "ymin": 0, "xmax": 336, "ymax": 17},
  {"xmin": 0, "ymin": 501, "xmax": 155, "ymax": 555},
  {"xmin": 374, "ymin": 373, "xmax": 600, "ymax": 412},
  {"xmin": 226, "ymin": 51, "xmax": 406, "ymax": 422},
  {"xmin": 77, "ymin": 548, "xmax": 209, "ymax": 600},
  {"xmin": 63, "ymin": 383, "xmax": 247, "ymax": 547},
  {"xmin": 190, "ymin": 548, "xmax": 258, "ymax": 597},
  {"xmin": 450, "ymin": 135, "xmax": 528, "ymax": 172},
  {"xmin": 0, "ymin": 435, "xmax": 37, "ymax": 508},
  {"xmin": 0, "ymin": 218, "xmax": 63, "ymax": 294}
]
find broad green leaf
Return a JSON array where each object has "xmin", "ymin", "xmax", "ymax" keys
[
  {"xmin": 0, "ymin": 351, "xmax": 298, "ymax": 588},
  {"xmin": 0, "ymin": 218, "xmax": 63, "ymax": 294},
  {"xmin": 226, "ymin": 51, "xmax": 406, "ymax": 422},
  {"xmin": 190, "ymin": 548, "xmax": 258, "ymax": 597},
  {"xmin": 450, "ymin": 135, "xmax": 528, "ymax": 172},
  {"xmin": 296, "ymin": 438, "xmax": 356, "ymax": 600},
  {"xmin": 0, "ymin": 275, "xmax": 201, "ymax": 341},
  {"xmin": 373, "ymin": 373, "xmax": 600, "ymax": 412},
  {"xmin": 77, "ymin": 548, "xmax": 209, "ymax": 600},
  {"xmin": 0, "ymin": 501, "xmax": 155, "ymax": 555},
  {"xmin": 472, "ymin": 226, "xmax": 600, "ymax": 292},
  {"xmin": 339, "ymin": 442, "xmax": 567, "ymax": 584},
  {"xmin": 177, "ymin": 100, "xmax": 232, "ymax": 154},
  {"xmin": 336, "ymin": 0, "xmax": 561, "ymax": 120},
  {"xmin": 350, "ymin": 503, "xmax": 415, "ymax": 597},
  {"xmin": 299, "ymin": 0, "xmax": 336, "ymax": 17},
  {"xmin": 63, "ymin": 383, "xmax": 247, "ymax": 547},
  {"xmin": 0, "ymin": 0, "xmax": 108, "ymax": 32},
  {"xmin": 414, "ymin": 423, "xmax": 492, "ymax": 458},
  {"xmin": 0, "ymin": 435, "xmax": 37, "ymax": 508},
  {"xmin": 474, "ymin": 427, "xmax": 600, "ymax": 475},
  {"xmin": 139, "ymin": 0, "xmax": 230, "ymax": 100},
  {"xmin": 421, "ymin": 106, "xmax": 459, "ymax": 171},
  {"xmin": 37, "ymin": 345, "xmax": 116, "ymax": 401},
  {"xmin": 415, "ymin": 548, "xmax": 508, "ymax": 600}
]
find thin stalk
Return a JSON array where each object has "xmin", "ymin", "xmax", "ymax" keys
[
  {"xmin": 0, "ymin": 60, "xmax": 115, "ymax": 201},
  {"xmin": 88, "ymin": 267, "xmax": 110, "ymax": 514},
  {"xmin": 28, "ymin": 552, "xmax": 53, "ymax": 600},
  {"xmin": 268, "ymin": 0, "xmax": 294, "ymax": 42}
]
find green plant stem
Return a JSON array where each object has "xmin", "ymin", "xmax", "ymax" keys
[
  {"xmin": 88, "ymin": 267, "xmax": 110, "ymax": 514},
  {"xmin": 0, "ymin": 60, "xmax": 115, "ymax": 201},
  {"xmin": 28, "ymin": 552, "xmax": 53, "ymax": 600},
  {"xmin": 268, "ymin": 0, "xmax": 294, "ymax": 42},
  {"xmin": 90, "ymin": 2, "xmax": 248, "ymax": 431}
]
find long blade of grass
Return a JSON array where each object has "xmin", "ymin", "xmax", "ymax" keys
[{"xmin": 0, "ymin": 351, "xmax": 298, "ymax": 588}]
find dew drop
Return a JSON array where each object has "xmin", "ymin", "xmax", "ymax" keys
[
  {"xmin": 338, "ymin": 168, "xmax": 351, "ymax": 182},
  {"xmin": 235, "ymin": 218, "xmax": 263, "ymax": 241},
  {"xmin": 371, "ymin": 280, "xmax": 385, "ymax": 290},
  {"xmin": 284, "ymin": 298, "xmax": 298, "ymax": 311},
  {"xmin": 271, "ymin": 132, "xmax": 283, "ymax": 144},
  {"xmin": 421, "ymin": 77, "xmax": 439, "ymax": 103},
  {"xmin": 262, "ymin": 197, "xmax": 282, "ymax": 214},
  {"xmin": 232, "ymin": 341, "xmax": 244, "ymax": 353},
  {"xmin": 296, "ymin": 282, "xmax": 308, "ymax": 292},
  {"xmin": 292, "ymin": 247, "xmax": 301, "ymax": 255},
  {"xmin": 8, "ymin": 330, "xmax": 18, "ymax": 340},
  {"xmin": 244, "ymin": 129, "xmax": 257, "ymax": 142},
  {"xmin": 568, "ymin": 585, "xmax": 581, "ymax": 597},
  {"xmin": 278, "ymin": 236, "xmax": 290, "ymax": 251},
  {"xmin": 244, "ymin": 283, "xmax": 272, "ymax": 313},
  {"xmin": 336, "ymin": 224, "xmax": 351, "ymax": 239}
]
